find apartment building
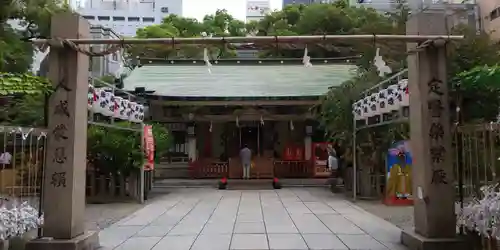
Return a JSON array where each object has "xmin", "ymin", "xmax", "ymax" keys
[
  {"xmin": 477, "ymin": 0, "xmax": 500, "ymax": 39},
  {"xmin": 76, "ymin": 0, "xmax": 183, "ymax": 37}
]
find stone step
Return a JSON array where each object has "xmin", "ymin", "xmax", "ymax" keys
[{"xmin": 153, "ymin": 178, "xmax": 331, "ymax": 188}]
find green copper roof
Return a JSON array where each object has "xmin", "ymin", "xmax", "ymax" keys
[{"xmin": 123, "ymin": 64, "xmax": 355, "ymax": 97}]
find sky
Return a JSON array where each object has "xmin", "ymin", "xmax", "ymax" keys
[{"xmin": 182, "ymin": 0, "xmax": 283, "ymax": 21}]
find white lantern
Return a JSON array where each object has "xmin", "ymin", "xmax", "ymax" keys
[
  {"xmin": 386, "ymin": 84, "xmax": 400, "ymax": 112},
  {"xmin": 361, "ymin": 96, "xmax": 370, "ymax": 119},
  {"xmin": 378, "ymin": 88, "xmax": 389, "ymax": 114},
  {"xmin": 136, "ymin": 104, "xmax": 145, "ymax": 123},
  {"xmin": 352, "ymin": 100, "xmax": 362, "ymax": 120},
  {"xmin": 120, "ymin": 99, "xmax": 131, "ymax": 120},
  {"xmin": 113, "ymin": 96, "xmax": 123, "ymax": 119},
  {"xmin": 88, "ymin": 84, "xmax": 95, "ymax": 110},
  {"xmin": 92, "ymin": 88, "xmax": 107, "ymax": 115},
  {"xmin": 102, "ymin": 91, "xmax": 116, "ymax": 117},
  {"xmin": 128, "ymin": 102, "xmax": 138, "ymax": 122},
  {"xmin": 368, "ymin": 93, "xmax": 380, "ymax": 116},
  {"xmin": 397, "ymin": 79, "xmax": 409, "ymax": 107}
]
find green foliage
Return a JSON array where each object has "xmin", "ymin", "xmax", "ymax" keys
[
  {"xmin": 452, "ymin": 65, "xmax": 500, "ymax": 122},
  {"xmin": 87, "ymin": 122, "xmax": 173, "ymax": 174},
  {"xmin": 129, "ymin": 10, "xmax": 246, "ymax": 59},
  {"xmin": 148, "ymin": 122, "xmax": 173, "ymax": 163},
  {"xmin": 87, "ymin": 123, "xmax": 144, "ymax": 175},
  {"xmin": 0, "ymin": 0, "xmax": 70, "ymax": 73},
  {"xmin": 0, "ymin": 94, "xmax": 45, "ymax": 127},
  {"xmin": 0, "ymin": 73, "xmax": 53, "ymax": 95}
]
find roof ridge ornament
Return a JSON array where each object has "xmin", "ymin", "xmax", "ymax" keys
[{"xmin": 374, "ymin": 47, "xmax": 392, "ymax": 77}]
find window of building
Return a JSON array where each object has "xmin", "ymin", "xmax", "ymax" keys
[
  {"xmin": 98, "ymin": 16, "xmax": 110, "ymax": 21},
  {"xmin": 113, "ymin": 16, "xmax": 125, "ymax": 21},
  {"xmin": 161, "ymin": 7, "xmax": 169, "ymax": 13},
  {"xmin": 128, "ymin": 17, "xmax": 140, "ymax": 21},
  {"xmin": 112, "ymin": 53, "xmax": 118, "ymax": 61},
  {"xmin": 82, "ymin": 15, "xmax": 95, "ymax": 20},
  {"xmin": 143, "ymin": 17, "xmax": 155, "ymax": 22}
]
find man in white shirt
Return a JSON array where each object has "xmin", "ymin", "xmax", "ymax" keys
[{"xmin": 0, "ymin": 151, "xmax": 12, "ymax": 165}]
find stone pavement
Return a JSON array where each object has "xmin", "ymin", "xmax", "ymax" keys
[{"xmin": 99, "ymin": 188, "xmax": 408, "ymax": 250}]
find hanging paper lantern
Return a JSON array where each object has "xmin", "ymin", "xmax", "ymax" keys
[
  {"xmin": 378, "ymin": 88, "xmax": 389, "ymax": 114},
  {"xmin": 361, "ymin": 96, "xmax": 370, "ymax": 119},
  {"xmin": 386, "ymin": 84, "xmax": 400, "ymax": 112},
  {"xmin": 131, "ymin": 104, "xmax": 145, "ymax": 123},
  {"xmin": 93, "ymin": 88, "xmax": 107, "ymax": 115},
  {"xmin": 120, "ymin": 99, "xmax": 131, "ymax": 120},
  {"xmin": 368, "ymin": 93, "xmax": 380, "ymax": 116},
  {"xmin": 397, "ymin": 79, "xmax": 409, "ymax": 107},
  {"xmin": 137, "ymin": 104, "xmax": 145, "ymax": 122},
  {"xmin": 113, "ymin": 96, "xmax": 123, "ymax": 119},
  {"xmin": 128, "ymin": 102, "xmax": 138, "ymax": 122},
  {"xmin": 352, "ymin": 100, "xmax": 363, "ymax": 120},
  {"xmin": 102, "ymin": 91, "xmax": 115, "ymax": 117},
  {"xmin": 87, "ymin": 84, "xmax": 95, "ymax": 110}
]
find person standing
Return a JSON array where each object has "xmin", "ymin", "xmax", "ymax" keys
[{"xmin": 240, "ymin": 144, "xmax": 252, "ymax": 180}]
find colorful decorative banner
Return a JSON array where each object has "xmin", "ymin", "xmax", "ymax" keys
[
  {"xmin": 385, "ymin": 140, "xmax": 413, "ymax": 206},
  {"xmin": 144, "ymin": 125, "xmax": 155, "ymax": 171}
]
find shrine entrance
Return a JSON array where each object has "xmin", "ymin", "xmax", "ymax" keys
[
  {"xmin": 26, "ymin": 11, "xmax": 466, "ymax": 250},
  {"xmin": 240, "ymin": 124, "xmax": 261, "ymax": 154}
]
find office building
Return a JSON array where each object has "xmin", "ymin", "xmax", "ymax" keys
[
  {"xmin": 76, "ymin": 0, "xmax": 183, "ymax": 37},
  {"xmin": 282, "ymin": 0, "xmax": 333, "ymax": 8},
  {"xmin": 246, "ymin": 0, "xmax": 271, "ymax": 22}
]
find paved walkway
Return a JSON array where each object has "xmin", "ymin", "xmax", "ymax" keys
[{"xmin": 99, "ymin": 188, "xmax": 408, "ymax": 250}]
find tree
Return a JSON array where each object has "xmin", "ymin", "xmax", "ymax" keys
[
  {"xmin": 0, "ymin": 0, "xmax": 69, "ymax": 126},
  {"xmin": 128, "ymin": 10, "xmax": 246, "ymax": 59}
]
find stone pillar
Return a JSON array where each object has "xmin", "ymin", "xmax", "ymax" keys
[
  {"xmin": 304, "ymin": 123, "xmax": 313, "ymax": 160},
  {"xmin": 26, "ymin": 13, "xmax": 99, "ymax": 250},
  {"xmin": 187, "ymin": 122, "xmax": 197, "ymax": 161},
  {"xmin": 401, "ymin": 10, "xmax": 465, "ymax": 250}
]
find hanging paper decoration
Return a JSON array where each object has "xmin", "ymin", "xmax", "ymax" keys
[
  {"xmin": 368, "ymin": 93, "xmax": 379, "ymax": 117},
  {"xmin": 290, "ymin": 120, "xmax": 294, "ymax": 131},
  {"xmin": 302, "ymin": 46, "xmax": 312, "ymax": 67},
  {"xmin": 361, "ymin": 96, "xmax": 370, "ymax": 119},
  {"xmin": 386, "ymin": 84, "xmax": 400, "ymax": 112},
  {"xmin": 236, "ymin": 116, "xmax": 240, "ymax": 127},
  {"xmin": 113, "ymin": 96, "xmax": 123, "ymax": 119},
  {"xmin": 352, "ymin": 101, "xmax": 363, "ymax": 120},
  {"xmin": 397, "ymin": 79, "xmax": 409, "ymax": 107},
  {"xmin": 128, "ymin": 102, "xmax": 138, "ymax": 122},
  {"xmin": 119, "ymin": 98, "xmax": 131, "ymax": 120},
  {"xmin": 88, "ymin": 84, "xmax": 95, "ymax": 110},
  {"xmin": 0, "ymin": 200, "xmax": 44, "ymax": 240},
  {"xmin": 260, "ymin": 116, "xmax": 264, "ymax": 126},
  {"xmin": 378, "ymin": 88, "xmax": 389, "ymax": 114},
  {"xmin": 101, "ymin": 91, "xmax": 115, "ymax": 117},
  {"xmin": 93, "ymin": 88, "xmax": 107, "ymax": 115},
  {"xmin": 373, "ymin": 48, "xmax": 392, "ymax": 77},
  {"xmin": 209, "ymin": 121, "xmax": 213, "ymax": 133},
  {"xmin": 136, "ymin": 104, "xmax": 145, "ymax": 123},
  {"xmin": 203, "ymin": 48, "xmax": 212, "ymax": 74}
]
